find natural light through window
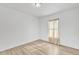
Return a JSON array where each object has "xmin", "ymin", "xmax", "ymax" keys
[{"xmin": 48, "ymin": 19, "xmax": 59, "ymax": 40}]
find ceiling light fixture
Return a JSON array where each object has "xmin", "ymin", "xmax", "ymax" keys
[{"xmin": 33, "ymin": 3, "xmax": 41, "ymax": 8}]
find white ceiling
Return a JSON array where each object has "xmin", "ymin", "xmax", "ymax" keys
[{"xmin": 0, "ymin": 3, "xmax": 79, "ymax": 17}]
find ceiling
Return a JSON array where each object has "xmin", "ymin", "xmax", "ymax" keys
[{"xmin": 0, "ymin": 3, "xmax": 79, "ymax": 17}]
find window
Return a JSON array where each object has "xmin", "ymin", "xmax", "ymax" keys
[{"xmin": 48, "ymin": 19, "xmax": 59, "ymax": 40}]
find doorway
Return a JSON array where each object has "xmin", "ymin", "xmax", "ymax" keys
[{"xmin": 48, "ymin": 18, "xmax": 59, "ymax": 45}]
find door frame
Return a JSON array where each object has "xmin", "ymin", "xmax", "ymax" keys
[{"xmin": 48, "ymin": 17, "xmax": 60, "ymax": 45}]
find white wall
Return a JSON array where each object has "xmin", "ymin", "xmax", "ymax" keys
[
  {"xmin": 40, "ymin": 7, "xmax": 79, "ymax": 49},
  {"xmin": 39, "ymin": 17, "xmax": 49, "ymax": 41},
  {"xmin": 0, "ymin": 6, "xmax": 40, "ymax": 51}
]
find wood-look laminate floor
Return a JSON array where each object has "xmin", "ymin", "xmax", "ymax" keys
[{"xmin": 0, "ymin": 39, "xmax": 79, "ymax": 55}]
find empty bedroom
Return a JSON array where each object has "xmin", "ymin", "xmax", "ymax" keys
[{"xmin": 0, "ymin": 3, "xmax": 79, "ymax": 55}]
